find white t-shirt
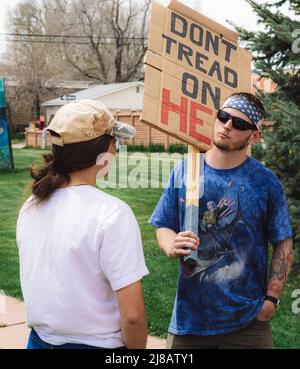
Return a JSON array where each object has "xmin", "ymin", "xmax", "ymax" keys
[{"xmin": 16, "ymin": 185, "xmax": 149, "ymax": 348}]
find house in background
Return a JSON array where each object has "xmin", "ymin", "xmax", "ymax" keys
[
  {"xmin": 40, "ymin": 81, "xmax": 181, "ymax": 148},
  {"xmin": 251, "ymin": 73, "xmax": 277, "ymax": 94},
  {"xmin": 41, "ymin": 81, "xmax": 144, "ymax": 125}
]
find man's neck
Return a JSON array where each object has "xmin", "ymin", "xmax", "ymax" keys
[{"xmin": 205, "ymin": 146, "xmax": 248, "ymax": 170}]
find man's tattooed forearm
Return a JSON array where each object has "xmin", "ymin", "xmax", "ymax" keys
[
  {"xmin": 269, "ymin": 239, "xmax": 293, "ymax": 283},
  {"xmin": 269, "ymin": 249, "xmax": 288, "ymax": 281}
]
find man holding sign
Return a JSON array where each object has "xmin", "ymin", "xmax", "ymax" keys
[
  {"xmin": 149, "ymin": 92, "xmax": 293, "ymax": 349},
  {"xmin": 143, "ymin": 1, "xmax": 293, "ymax": 349}
]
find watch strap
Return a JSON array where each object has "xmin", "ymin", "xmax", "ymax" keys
[{"xmin": 265, "ymin": 295, "xmax": 280, "ymax": 307}]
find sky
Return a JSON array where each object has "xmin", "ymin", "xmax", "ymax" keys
[
  {"xmin": 0, "ymin": 0, "xmax": 297, "ymax": 56},
  {"xmin": 0, "ymin": 0, "xmax": 21, "ymax": 55}
]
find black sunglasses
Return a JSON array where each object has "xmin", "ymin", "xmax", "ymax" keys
[{"xmin": 217, "ymin": 110, "xmax": 257, "ymax": 131}]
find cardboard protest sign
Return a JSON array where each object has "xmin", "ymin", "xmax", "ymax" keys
[{"xmin": 142, "ymin": 0, "xmax": 252, "ymax": 152}]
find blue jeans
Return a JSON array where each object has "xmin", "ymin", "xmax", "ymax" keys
[{"xmin": 27, "ymin": 329, "xmax": 124, "ymax": 349}]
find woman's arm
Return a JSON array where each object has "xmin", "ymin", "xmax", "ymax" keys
[{"xmin": 116, "ymin": 280, "xmax": 148, "ymax": 349}]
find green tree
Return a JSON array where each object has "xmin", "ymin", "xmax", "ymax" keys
[{"xmin": 234, "ymin": 0, "xmax": 300, "ymax": 258}]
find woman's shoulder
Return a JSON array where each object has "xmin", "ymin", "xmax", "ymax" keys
[
  {"xmin": 82, "ymin": 186, "xmax": 132, "ymax": 216},
  {"xmin": 19, "ymin": 195, "xmax": 36, "ymax": 213}
]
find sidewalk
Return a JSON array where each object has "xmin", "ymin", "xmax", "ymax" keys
[
  {"xmin": 0, "ymin": 297, "xmax": 166, "ymax": 349},
  {"xmin": 11, "ymin": 143, "xmax": 26, "ymax": 149}
]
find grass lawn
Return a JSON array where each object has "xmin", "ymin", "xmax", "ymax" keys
[{"xmin": 0, "ymin": 148, "xmax": 299, "ymax": 348}]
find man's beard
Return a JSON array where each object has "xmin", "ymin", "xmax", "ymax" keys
[{"xmin": 213, "ymin": 136, "xmax": 250, "ymax": 152}]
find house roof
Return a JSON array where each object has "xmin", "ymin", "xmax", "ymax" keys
[{"xmin": 41, "ymin": 81, "xmax": 144, "ymax": 107}]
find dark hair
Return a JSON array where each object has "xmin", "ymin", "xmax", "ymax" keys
[
  {"xmin": 228, "ymin": 92, "xmax": 265, "ymax": 119},
  {"xmin": 30, "ymin": 134, "xmax": 113, "ymax": 204}
]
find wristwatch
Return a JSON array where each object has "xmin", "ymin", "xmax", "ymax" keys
[{"xmin": 265, "ymin": 295, "xmax": 280, "ymax": 307}]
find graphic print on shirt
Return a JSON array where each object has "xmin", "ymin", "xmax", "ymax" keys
[{"xmin": 183, "ymin": 182, "xmax": 249, "ymax": 282}]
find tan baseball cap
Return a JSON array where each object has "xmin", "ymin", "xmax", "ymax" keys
[{"xmin": 47, "ymin": 99, "xmax": 136, "ymax": 147}]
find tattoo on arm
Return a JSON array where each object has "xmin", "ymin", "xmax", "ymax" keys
[
  {"xmin": 269, "ymin": 248, "xmax": 288, "ymax": 281},
  {"xmin": 268, "ymin": 238, "xmax": 293, "ymax": 296}
]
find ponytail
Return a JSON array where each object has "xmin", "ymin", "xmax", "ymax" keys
[
  {"xmin": 30, "ymin": 153, "xmax": 70, "ymax": 204},
  {"xmin": 29, "ymin": 134, "xmax": 113, "ymax": 204}
]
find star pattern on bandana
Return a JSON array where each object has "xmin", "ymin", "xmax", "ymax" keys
[{"xmin": 223, "ymin": 97, "xmax": 264, "ymax": 128}]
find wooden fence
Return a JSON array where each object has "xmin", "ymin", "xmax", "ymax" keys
[{"xmin": 25, "ymin": 111, "xmax": 183, "ymax": 148}]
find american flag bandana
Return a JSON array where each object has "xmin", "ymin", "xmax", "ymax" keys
[{"xmin": 222, "ymin": 96, "xmax": 264, "ymax": 129}]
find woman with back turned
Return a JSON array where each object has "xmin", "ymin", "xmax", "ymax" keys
[{"xmin": 17, "ymin": 99, "xmax": 149, "ymax": 349}]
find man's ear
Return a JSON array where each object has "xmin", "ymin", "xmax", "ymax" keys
[{"xmin": 249, "ymin": 130, "xmax": 262, "ymax": 145}]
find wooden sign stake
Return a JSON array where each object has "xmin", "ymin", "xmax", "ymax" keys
[{"xmin": 184, "ymin": 145, "xmax": 203, "ymax": 264}]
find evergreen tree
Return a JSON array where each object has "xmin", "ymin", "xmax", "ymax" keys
[{"xmin": 234, "ymin": 0, "xmax": 300, "ymax": 257}]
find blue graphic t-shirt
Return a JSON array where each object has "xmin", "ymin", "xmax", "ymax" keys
[{"xmin": 149, "ymin": 156, "xmax": 293, "ymax": 336}]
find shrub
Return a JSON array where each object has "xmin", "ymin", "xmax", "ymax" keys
[{"xmin": 168, "ymin": 143, "xmax": 188, "ymax": 154}]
